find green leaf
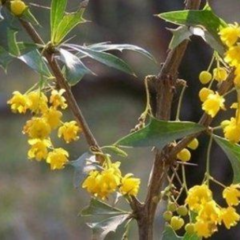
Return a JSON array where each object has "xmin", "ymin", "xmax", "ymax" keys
[
  {"xmin": 73, "ymin": 46, "xmax": 135, "ymax": 76},
  {"xmin": 18, "ymin": 50, "xmax": 51, "ymax": 77},
  {"xmin": 81, "ymin": 198, "xmax": 127, "ymax": 216},
  {"xmin": 162, "ymin": 226, "xmax": 182, "ymax": 240},
  {"xmin": 161, "ymin": 226, "xmax": 201, "ymax": 240},
  {"xmin": 21, "ymin": 8, "xmax": 39, "ymax": 26},
  {"xmin": 169, "ymin": 26, "xmax": 192, "ymax": 49},
  {"xmin": 0, "ymin": 8, "xmax": 20, "ymax": 51},
  {"xmin": 59, "ymin": 48, "xmax": 93, "ymax": 85},
  {"xmin": 213, "ymin": 135, "xmax": 240, "ymax": 183},
  {"xmin": 87, "ymin": 214, "xmax": 130, "ymax": 240},
  {"xmin": 115, "ymin": 117, "xmax": 205, "ymax": 148},
  {"xmin": 188, "ymin": 26, "xmax": 225, "ymax": 55},
  {"xmin": 87, "ymin": 43, "xmax": 155, "ymax": 61},
  {"xmin": 51, "ymin": 0, "xmax": 86, "ymax": 45},
  {"xmin": 68, "ymin": 152, "xmax": 100, "ymax": 188},
  {"xmin": 0, "ymin": 6, "xmax": 4, "ymax": 21},
  {"xmin": 102, "ymin": 145, "xmax": 128, "ymax": 157},
  {"xmin": 183, "ymin": 232, "xmax": 201, "ymax": 240},
  {"xmin": 17, "ymin": 42, "xmax": 39, "ymax": 55},
  {"xmin": 7, "ymin": 29, "xmax": 19, "ymax": 56},
  {"xmin": 0, "ymin": 46, "xmax": 13, "ymax": 70},
  {"xmin": 157, "ymin": 4, "xmax": 227, "ymax": 53},
  {"xmin": 51, "ymin": 0, "xmax": 67, "ymax": 42},
  {"xmin": 157, "ymin": 6, "xmax": 227, "ymax": 37}
]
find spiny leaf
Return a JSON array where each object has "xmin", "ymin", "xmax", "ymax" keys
[
  {"xmin": 87, "ymin": 214, "xmax": 130, "ymax": 240},
  {"xmin": 17, "ymin": 42, "xmax": 39, "ymax": 55},
  {"xmin": 51, "ymin": 0, "xmax": 67, "ymax": 41},
  {"xmin": 183, "ymin": 232, "xmax": 201, "ymax": 240},
  {"xmin": 70, "ymin": 45, "xmax": 135, "ymax": 76},
  {"xmin": 115, "ymin": 117, "xmax": 205, "ymax": 148},
  {"xmin": 7, "ymin": 29, "xmax": 19, "ymax": 56},
  {"xmin": 81, "ymin": 198, "xmax": 127, "ymax": 216},
  {"xmin": 18, "ymin": 50, "xmax": 51, "ymax": 77},
  {"xmin": 157, "ymin": 4, "xmax": 227, "ymax": 53},
  {"xmin": 161, "ymin": 225, "xmax": 201, "ymax": 240},
  {"xmin": 213, "ymin": 135, "xmax": 240, "ymax": 183},
  {"xmin": 0, "ymin": 46, "xmax": 13, "ymax": 70},
  {"xmin": 101, "ymin": 145, "xmax": 128, "ymax": 157},
  {"xmin": 87, "ymin": 43, "xmax": 155, "ymax": 61},
  {"xmin": 162, "ymin": 226, "xmax": 182, "ymax": 240},
  {"xmin": 58, "ymin": 48, "xmax": 93, "ymax": 85},
  {"xmin": 0, "ymin": 6, "xmax": 4, "ymax": 21},
  {"xmin": 68, "ymin": 152, "xmax": 100, "ymax": 188},
  {"xmin": 189, "ymin": 26, "xmax": 225, "ymax": 55},
  {"xmin": 21, "ymin": 7, "xmax": 39, "ymax": 26},
  {"xmin": 54, "ymin": 9, "xmax": 86, "ymax": 44},
  {"xmin": 157, "ymin": 5, "xmax": 227, "ymax": 37},
  {"xmin": 169, "ymin": 26, "xmax": 192, "ymax": 49}
]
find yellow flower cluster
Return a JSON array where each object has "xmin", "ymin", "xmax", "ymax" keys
[
  {"xmin": 184, "ymin": 184, "xmax": 240, "ymax": 238},
  {"xmin": 7, "ymin": 89, "xmax": 82, "ymax": 170},
  {"xmin": 82, "ymin": 161, "xmax": 140, "ymax": 200},
  {"xmin": 195, "ymin": 24, "xmax": 240, "ymax": 142},
  {"xmin": 217, "ymin": 24, "xmax": 240, "ymax": 142}
]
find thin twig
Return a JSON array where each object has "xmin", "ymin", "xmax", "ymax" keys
[{"xmin": 19, "ymin": 19, "xmax": 100, "ymax": 151}]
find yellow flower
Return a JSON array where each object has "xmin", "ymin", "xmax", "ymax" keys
[
  {"xmin": 28, "ymin": 138, "xmax": 51, "ymax": 161},
  {"xmin": 27, "ymin": 91, "xmax": 48, "ymax": 113},
  {"xmin": 234, "ymin": 65, "xmax": 240, "ymax": 87},
  {"xmin": 7, "ymin": 91, "xmax": 30, "ymax": 113},
  {"xmin": 98, "ymin": 168, "xmax": 121, "ymax": 198},
  {"xmin": 194, "ymin": 219, "xmax": 217, "ymax": 238},
  {"xmin": 187, "ymin": 138, "xmax": 199, "ymax": 150},
  {"xmin": 23, "ymin": 117, "xmax": 51, "ymax": 139},
  {"xmin": 82, "ymin": 170, "xmax": 101, "ymax": 196},
  {"xmin": 10, "ymin": 0, "xmax": 27, "ymax": 16},
  {"xmin": 82, "ymin": 168, "xmax": 121, "ymax": 200},
  {"xmin": 82, "ymin": 163, "xmax": 122, "ymax": 200},
  {"xmin": 221, "ymin": 207, "xmax": 240, "ymax": 229},
  {"xmin": 185, "ymin": 185, "xmax": 212, "ymax": 211},
  {"xmin": 213, "ymin": 67, "xmax": 228, "ymax": 82},
  {"xmin": 58, "ymin": 121, "xmax": 81, "ymax": 143},
  {"xmin": 234, "ymin": 74, "xmax": 240, "ymax": 88},
  {"xmin": 177, "ymin": 148, "xmax": 191, "ymax": 162},
  {"xmin": 46, "ymin": 148, "xmax": 69, "ymax": 170},
  {"xmin": 225, "ymin": 45, "xmax": 240, "ymax": 67},
  {"xmin": 221, "ymin": 118, "xmax": 240, "ymax": 143},
  {"xmin": 223, "ymin": 184, "xmax": 240, "ymax": 206},
  {"xmin": 199, "ymin": 88, "xmax": 213, "ymax": 102},
  {"xmin": 43, "ymin": 107, "xmax": 62, "ymax": 129},
  {"xmin": 50, "ymin": 89, "xmax": 67, "ymax": 109},
  {"xmin": 197, "ymin": 201, "xmax": 221, "ymax": 224},
  {"xmin": 170, "ymin": 216, "xmax": 184, "ymax": 231},
  {"xmin": 219, "ymin": 23, "xmax": 240, "ymax": 47},
  {"xmin": 119, "ymin": 173, "xmax": 140, "ymax": 197},
  {"xmin": 202, "ymin": 92, "xmax": 225, "ymax": 118},
  {"xmin": 108, "ymin": 161, "xmax": 122, "ymax": 178}
]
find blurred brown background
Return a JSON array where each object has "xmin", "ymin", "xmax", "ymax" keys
[{"xmin": 1, "ymin": 0, "xmax": 240, "ymax": 239}]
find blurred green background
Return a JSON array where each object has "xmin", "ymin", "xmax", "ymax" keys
[{"xmin": 1, "ymin": 0, "xmax": 240, "ymax": 239}]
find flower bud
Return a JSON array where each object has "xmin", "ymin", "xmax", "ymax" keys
[
  {"xmin": 170, "ymin": 216, "xmax": 184, "ymax": 231},
  {"xmin": 10, "ymin": 0, "xmax": 27, "ymax": 16}
]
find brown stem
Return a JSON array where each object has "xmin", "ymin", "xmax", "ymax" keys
[
  {"xmin": 19, "ymin": 19, "xmax": 100, "ymax": 150},
  {"xmin": 137, "ymin": 1, "xmax": 202, "ymax": 239}
]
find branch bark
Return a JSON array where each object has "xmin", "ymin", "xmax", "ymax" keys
[{"xmin": 137, "ymin": 1, "xmax": 202, "ymax": 239}]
